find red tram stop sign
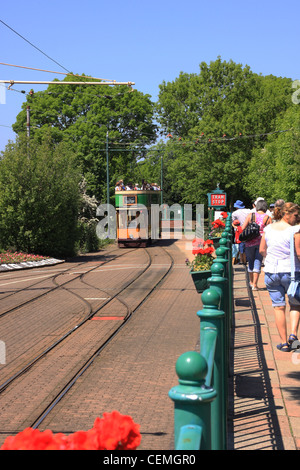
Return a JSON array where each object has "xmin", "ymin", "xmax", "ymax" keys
[{"xmin": 207, "ymin": 185, "xmax": 227, "ymax": 210}]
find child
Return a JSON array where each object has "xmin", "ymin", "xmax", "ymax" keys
[{"xmin": 232, "ymin": 220, "xmax": 243, "ymax": 265}]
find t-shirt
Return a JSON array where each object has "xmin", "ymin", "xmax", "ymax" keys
[
  {"xmin": 263, "ymin": 224, "xmax": 300, "ymax": 273},
  {"xmin": 232, "ymin": 208, "xmax": 251, "ymax": 226}
]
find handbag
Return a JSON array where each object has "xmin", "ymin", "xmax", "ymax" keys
[
  {"xmin": 287, "ymin": 231, "xmax": 300, "ymax": 305},
  {"xmin": 239, "ymin": 213, "xmax": 260, "ymax": 242}
]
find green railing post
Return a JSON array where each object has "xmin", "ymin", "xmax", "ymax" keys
[
  {"xmin": 169, "ymin": 351, "xmax": 217, "ymax": 450},
  {"xmin": 214, "ymin": 246, "xmax": 228, "ymax": 281},
  {"xmin": 220, "ymin": 232, "xmax": 233, "ymax": 327},
  {"xmin": 197, "ymin": 288, "xmax": 226, "ymax": 450},
  {"xmin": 208, "ymin": 261, "xmax": 230, "ymax": 433},
  {"xmin": 208, "ymin": 262, "xmax": 228, "ymax": 354},
  {"xmin": 208, "ymin": 262, "xmax": 226, "ymax": 309}
]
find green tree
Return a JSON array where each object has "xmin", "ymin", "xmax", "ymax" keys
[
  {"xmin": 245, "ymin": 104, "xmax": 300, "ymax": 204},
  {"xmin": 0, "ymin": 134, "xmax": 81, "ymax": 257},
  {"xmin": 155, "ymin": 58, "xmax": 293, "ymax": 206},
  {"xmin": 13, "ymin": 76, "xmax": 158, "ymax": 200}
]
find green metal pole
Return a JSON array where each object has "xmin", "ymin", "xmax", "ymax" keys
[
  {"xmin": 161, "ymin": 155, "xmax": 163, "ymax": 205},
  {"xmin": 208, "ymin": 263, "xmax": 229, "ymax": 445},
  {"xmin": 197, "ymin": 288, "xmax": 226, "ymax": 450},
  {"xmin": 169, "ymin": 351, "xmax": 217, "ymax": 450},
  {"xmin": 106, "ymin": 130, "xmax": 110, "ymax": 237},
  {"xmin": 208, "ymin": 262, "xmax": 227, "ymax": 340},
  {"xmin": 220, "ymin": 232, "xmax": 233, "ymax": 327}
]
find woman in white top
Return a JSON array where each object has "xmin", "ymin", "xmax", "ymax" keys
[{"xmin": 259, "ymin": 203, "xmax": 300, "ymax": 352}]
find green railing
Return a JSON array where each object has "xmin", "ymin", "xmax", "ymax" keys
[{"xmin": 169, "ymin": 213, "xmax": 233, "ymax": 450}]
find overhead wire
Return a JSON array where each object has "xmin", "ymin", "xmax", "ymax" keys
[
  {"xmin": 0, "ymin": 62, "xmax": 114, "ymax": 82},
  {"xmin": 0, "ymin": 19, "xmax": 70, "ymax": 73}
]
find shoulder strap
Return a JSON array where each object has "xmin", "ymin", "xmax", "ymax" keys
[
  {"xmin": 251, "ymin": 213, "xmax": 255, "ymax": 223},
  {"xmin": 290, "ymin": 230, "xmax": 295, "ymax": 280}
]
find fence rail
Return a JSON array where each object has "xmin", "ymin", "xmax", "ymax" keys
[{"xmin": 169, "ymin": 213, "xmax": 233, "ymax": 450}]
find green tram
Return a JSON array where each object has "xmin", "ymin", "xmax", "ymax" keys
[{"xmin": 115, "ymin": 190, "xmax": 161, "ymax": 247}]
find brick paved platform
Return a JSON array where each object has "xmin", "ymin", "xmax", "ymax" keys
[{"xmin": 229, "ymin": 263, "xmax": 300, "ymax": 450}]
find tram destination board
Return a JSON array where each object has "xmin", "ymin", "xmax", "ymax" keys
[{"xmin": 124, "ymin": 195, "xmax": 137, "ymax": 205}]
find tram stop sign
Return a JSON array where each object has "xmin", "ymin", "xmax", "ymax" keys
[{"xmin": 207, "ymin": 185, "xmax": 227, "ymax": 210}]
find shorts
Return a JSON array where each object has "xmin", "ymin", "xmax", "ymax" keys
[
  {"xmin": 232, "ymin": 244, "xmax": 239, "ymax": 258},
  {"xmin": 239, "ymin": 242, "xmax": 246, "ymax": 254},
  {"xmin": 264, "ymin": 272, "xmax": 300, "ymax": 307}
]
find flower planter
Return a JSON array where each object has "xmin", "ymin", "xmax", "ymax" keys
[
  {"xmin": 210, "ymin": 236, "xmax": 222, "ymax": 250},
  {"xmin": 190, "ymin": 269, "xmax": 211, "ymax": 293}
]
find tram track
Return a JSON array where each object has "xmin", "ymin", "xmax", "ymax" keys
[
  {"xmin": 33, "ymin": 250, "xmax": 173, "ymax": 428},
  {"xmin": 0, "ymin": 245, "xmax": 173, "ymax": 406},
  {"xmin": 0, "ymin": 246, "xmax": 130, "ymax": 318},
  {"xmin": 32, "ymin": 245, "xmax": 175, "ymax": 430},
  {"xmin": 0, "ymin": 245, "xmax": 175, "ymax": 436},
  {"xmin": 0, "ymin": 247, "xmax": 146, "ymax": 389}
]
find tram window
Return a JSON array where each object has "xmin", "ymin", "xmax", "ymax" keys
[
  {"xmin": 124, "ymin": 196, "xmax": 136, "ymax": 205},
  {"xmin": 118, "ymin": 211, "xmax": 128, "ymax": 229}
]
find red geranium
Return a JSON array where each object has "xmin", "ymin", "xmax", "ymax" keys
[
  {"xmin": 187, "ymin": 239, "xmax": 215, "ymax": 271},
  {"xmin": 0, "ymin": 428, "xmax": 68, "ymax": 450},
  {"xmin": 211, "ymin": 219, "xmax": 225, "ymax": 229},
  {"xmin": 192, "ymin": 238, "xmax": 214, "ymax": 255},
  {"xmin": 0, "ymin": 412, "xmax": 141, "ymax": 451},
  {"xmin": 93, "ymin": 411, "xmax": 141, "ymax": 450}
]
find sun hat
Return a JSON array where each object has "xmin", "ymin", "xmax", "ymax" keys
[
  {"xmin": 233, "ymin": 200, "xmax": 245, "ymax": 209},
  {"xmin": 269, "ymin": 203, "xmax": 275, "ymax": 208}
]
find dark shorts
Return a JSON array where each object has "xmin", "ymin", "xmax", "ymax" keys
[{"xmin": 239, "ymin": 242, "xmax": 246, "ymax": 254}]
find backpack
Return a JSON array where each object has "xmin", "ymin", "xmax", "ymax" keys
[{"xmin": 239, "ymin": 213, "xmax": 260, "ymax": 242}]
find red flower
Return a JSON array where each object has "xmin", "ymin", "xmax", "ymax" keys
[
  {"xmin": 95, "ymin": 411, "xmax": 141, "ymax": 450},
  {"xmin": 220, "ymin": 212, "xmax": 228, "ymax": 219},
  {"xmin": 0, "ymin": 428, "xmax": 68, "ymax": 450},
  {"xmin": 191, "ymin": 238, "xmax": 214, "ymax": 255},
  {"xmin": 0, "ymin": 412, "xmax": 141, "ymax": 451},
  {"xmin": 192, "ymin": 238, "xmax": 204, "ymax": 246},
  {"xmin": 212, "ymin": 219, "xmax": 225, "ymax": 229},
  {"xmin": 203, "ymin": 246, "xmax": 214, "ymax": 254}
]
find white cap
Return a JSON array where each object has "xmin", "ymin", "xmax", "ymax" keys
[{"xmin": 254, "ymin": 197, "xmax": 264, "ymax": 205}]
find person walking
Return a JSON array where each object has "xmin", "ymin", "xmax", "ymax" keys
[
  {"xmin": 232, "ymin": 200, "xmax": 250, "ymax": 265},
  {"xmin": 232, "ymin": 220, "xmax": 243, "ymax": 265},
  {"xmin": 259, "ymin": 202, "xmax": 300, "ymax": 352},
  {"xmin": 241, "ymin": 200, "xmax": 272, "ymax": 290}
]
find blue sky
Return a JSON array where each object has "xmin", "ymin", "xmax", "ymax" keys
[{"xmin": 0, "ymin": 0, "xmax": 299, "ymax": 152}]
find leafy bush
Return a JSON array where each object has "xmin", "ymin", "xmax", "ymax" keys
[{"xmin": 0, "ymin": 135, "xmax": 81, "ymax": 258}]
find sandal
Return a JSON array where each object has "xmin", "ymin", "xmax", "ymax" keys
[
  {"xmin": 277, "ymin": 343, "xmax": 291, "ymax": 352},
  {"xmin": 288, "ymin": 334, "xmax": 300, "ymax": 349}
]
